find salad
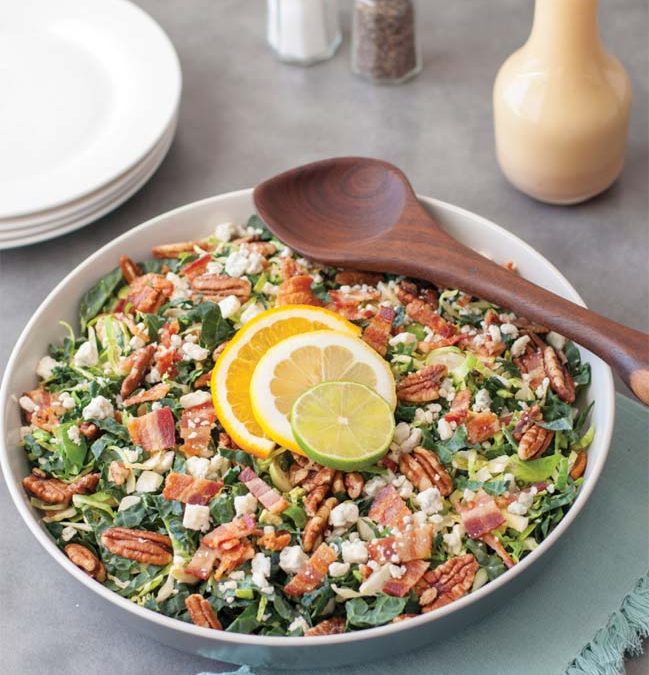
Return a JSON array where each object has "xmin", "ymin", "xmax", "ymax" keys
[{"xmin": 17, "ymin": 215, "xmax": 594, "ymax": 636}]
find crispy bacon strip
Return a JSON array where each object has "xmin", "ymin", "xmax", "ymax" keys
[
  {"xmin": 276, "ymin": 275, "xmax": 322, "ymax": 306},
  {"xmin": 179, "ymin": 402, "xmax": 217, "ymax": 457},
  {"xmin": 405, "ymin": 299, "xmax": 457, "ymax": 338},
  {"xmin": 126, "ymin": 274, "xmax": 173, "ymax": 313},
  {"xmin": 283, "ymin": 543, "xmax": 337, "ymax": 596},
  {"xmin": 122, "ymin": 382, "xmax": 171, "ymax": 407},
  {"xmin": 201, "ymin": 514, "xmax": 258, "ymax": 549},
  {"xmin": 368, "ymin": 485, "xmax": 412, "ymax": 530},
  {"xmin": 162, "ymin": 472, "xmax": 223, "ymax": 505},
  {"xmin": 444, "ymin": 388, "xmax": 471, "ymax": 424},
  {"xmin": 367, "ymin": 526, "xmax": 434, "ymax": 564},
  {"xmin": 239, "ymin": 467, "xmax": 289, "ymax": 514},
  {"xmin": 186, "ymin": 545, "xmax": 219, "ymax": 580},
  {"xmin": 466, "ymin": 411, "xmax": 501, "ymax": 445},
  {"xmin": 328, "ymin": 288, "xmax": 380, "ymax": 320},
  {"xmin": 514, "ymin": 349, "xmax": 547, "ymax": 390},
  {"xmin": 382, "ymin": 560, "xmax": 430, "ymax": 597},
  {"xmin": 21, "ymin": 389, "xmax": 65, "ymax": 431},
  {"xmin": 213, "ymin": 541, "xmax": 256, "ymax": 579},
  {"xmin": 127, "ymin": 407, "xmax": 176, "ymax": 453},
  {"xmin": 362, "ymin": 306, "xmax": 395, "ymax": 356},
  {"xmin": 458, "ymin": 491, "xmax": 505, "ymax": 539},
  {"xmin": 181, "ymin": 254, "xmax": 213, "ymax": 281}
]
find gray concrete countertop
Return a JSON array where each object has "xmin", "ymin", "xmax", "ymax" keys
[{"xmin": 0, "ymin": 1, "xmax": 646, "ymax": 673}]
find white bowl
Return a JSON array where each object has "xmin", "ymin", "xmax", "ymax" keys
[{"xmin": 0, "ymin": 190, "xmax": 615, "ymax": 668}]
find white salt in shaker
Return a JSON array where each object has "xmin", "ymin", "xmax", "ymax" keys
[{"xmin": 267, "ymin": 0, "xmax": 341, "ymax": 65}]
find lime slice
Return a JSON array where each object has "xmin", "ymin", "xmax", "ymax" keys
[{"xmin": 290, "ymin": 381, "xmax": 395, "ymax": 471}]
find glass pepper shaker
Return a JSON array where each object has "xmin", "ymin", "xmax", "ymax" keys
[
  {"xmin": 267, "ymin": 0, "xmax": 342, "ymax": 66},
  {"xmin": 351, "ymin": 0, "xmax": 421, "ymax": 84}
]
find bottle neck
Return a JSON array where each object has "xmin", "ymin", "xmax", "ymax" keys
[{"xmin": 527, "ymin": 0, "xmax": 603, "ymax": 63}]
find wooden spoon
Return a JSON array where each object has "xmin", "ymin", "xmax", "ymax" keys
[{"xmin": 254, "ymin": 157, "xmax": 649, "ymax": 405}]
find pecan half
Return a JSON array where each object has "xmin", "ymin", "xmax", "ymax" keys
[
  {"xmin": 303, "ymin": 497, "xmax": 337, "ymax": 553},
  {"xmin": 419, "ymin": 554, "xmax": 479, "ymax": 612},
  {"xmin": 119, "ymin": 255, "xmax": 142, "ymax": 284},
  {"xmin": 101, "ymin": 527, "xmax": 173, "ymax": 565},
  {"xmin": 334, "ymin": 270, "xmax": 383, "ymax": 286},
  {"xmin": 396, "ymin": 364, "xmax": 447, "ymax": 403},
  {"xmin": 399, "ymin": 446, "xmax": 453, "ymax": 496},
  {"xmin": 543, "ymin": 346, "xmax": 576, "ymax": 403},
  {"xmin": 305, "ymin": 616, "xmax": 346, "ymax": 636},
  {"xmin": 332, "ymin": 471, "xmax": 346, "ymax": 496},
  {"xmin": 185, "ymin": 594, "xmax": 222, "ymax": 629},
  {"xmin": 289, "ymin": 462, "xmax": 311, "ymax": 487},
  {"xmin": 303, "ymin": 484, "xmax": 329, "ymax": 517},
  {"xmin": 301, "ymin": 466, "xmax": 336, "ymax": 493},
  {"xmin": 65, "ymin": 543, "xmax": 106, "ymax": 582},
  {"xmin": 570, "ymin": 450, "xmax": 587, "ymax": 480},
  {"xmin": 517, "ymin": 424, "xmax": 554, "ymax": 460},
  {"xmin": 120, "ymin": 344, "xmax": 156, "ymax": 398},
  {"xmin": 152, "ymin": 240, "xmax": 213, "ymax": 258},
  {"xmin": 78, "ymin": 421, "xmax": 99, "ymax": 440},
  {"xmin": 191, "ymin": 274, "xmax": 251, "ymax": 302},
  {"xmin": 343, "ymin": 472, "xmax": 364, "ymax": 499},
  {"xmin": 513, "ymin": 405, "xmax": 542, "ymax": 441},
  {"xmin": 395, "ymin": 280, "xmax": 419, "ymax": 305},
  {"xmin": 23, "ymin": 469, "xmax": 99, "ymax": 505}
]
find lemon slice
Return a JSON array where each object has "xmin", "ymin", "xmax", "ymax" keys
[
  {"xmin": 211, "ymin": 305, "xmax": 359, "ymax": 458},
  {"xmin": 250, "ymin": 330, "xmax": 396, "ymax": 452},
  {"xmin": 291, "ymin": 381, "xmax": 395, "ymax": 470}
]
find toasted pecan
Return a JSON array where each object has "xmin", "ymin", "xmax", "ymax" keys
[
  {"xmin": 303, "ymin": 497, "xmax": 337, "ymax": 553},
  {"xmin": 517, "ymin": 424, "xmax": 554, "ymax": 460},
  {"xmin": 185, "ymin": 594, "xmax": 222, "ymax": 629},
  {"xmin": 399, "ymin": 446, "xmax": 453, "ymax": 496},
  {"xmin": 543, "ymin": 346, "xmax": 576, "ymax": 403},
  {"xmin": 569, "ymin": 450, "xmax": 588, "ymax": 480},
  {"xmin": 191, "ymin": 274, "xmax": 251, "ymax": 302},
  {"xmin": 65, "ymin": 543, "xmax": 106, "ymax": 582},
  {"xmin": 419, "ymin": 554, "xmax": 479, "ymax": 612},
  {"xmin": 396, "ymin": 364, "xmax": 447, "ymax": 403},
  {"xmin": 343, "ymin": 472, "xmax": 364, "ymax": 499},
  {"xmin": 23, "ymin": 469, "xmax": 99, "ymax": 505},
  {"xmin": 305, "ymin": 616, "xmax": 346, "ymax": 636},
  {"xmin": 120, "ymin": 344, "xmax": 156, "ymax": 398},
  {"xmin": 101, "ymin": 527, "xmax": 173, "ymax": 566}
]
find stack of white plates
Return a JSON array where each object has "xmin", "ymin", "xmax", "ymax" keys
[{"xmin": 0, "ymin": 0, "xmax": 181, "ymax": 250}]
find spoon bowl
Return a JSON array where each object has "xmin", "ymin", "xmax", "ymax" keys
[{"xmin": 254, "ymin": 157, "xmax": 649, "ymax": 404}]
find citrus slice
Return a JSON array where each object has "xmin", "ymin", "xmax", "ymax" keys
[
  {"xmin": 250, "ymin": 330, "xmax": 396, "ymax": 452},
  {"xmin": 211, "ymin": 305, "xmax": 359, "ymax": 458},
  {"xmin": 291, "ymin": 381, "xmax": 395, "ymax": 470}
]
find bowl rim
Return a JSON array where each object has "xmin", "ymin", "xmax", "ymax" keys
[{"xmin": 0, "ymin": 188, "xmax": 615, "ymax": 648}]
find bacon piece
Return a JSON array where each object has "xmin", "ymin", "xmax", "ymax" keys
[
  {"xmin": 126, "ymin": 274, "xmax": 173, "ymax": 313},
  {"xmin": 181, "ymin": 254, "xmax": 213, "ymax": 281},
  {"xmin": 481, "ymin": 533, "xmax": 515, "ymax": 569},
  {"xmin": 276, "ymin": 275, "xmax": 322, "ymax": 307},
  {"xmin": 444, "ymin": 388, "xmax": 471, "ymax": 424},
  {"xmin": 368, "ymin": 485, "xmax": 412, "ymax": 530},
  {"xmin": 458, "ymin": 491, "xmax": 505, "ymax": 539},
  {"xmin": 328, "ymin": 288, "xmax": 380, "ymax": 320},
  {"xmin": 362, "ymin": 306, "xmax": 395, "ymax": 356},
  {"xmin": 201, "ymin": 514, "xmax": 258, "ymax": 549},
  {"xmin": 127, "ymin": 407, "xmax": 176, "ymax": 453},
  {"xmin": 162, "ymin": 472, "xmax": 223, "ymax": 505},
  {"xmin": 122, "ymin": 383, "xmax": 171, "ymax": 407},
  {"xmin": 186, "ymin": 545, "xmax": 219, "ymax": 580},
  {"xmin": 120, "ymin": 344, "xmax": 156, "ymax": 398},
  {"xmin": 466, "ymin": 411, "xmax": 501, "ymax": 444},
  {"xmin": 21, "ymin": 389, "xmax": 65, "ymax": 431},
  {"xmin": 239, "ymin": 466, "xmax": 289, "ymax": 514},
  {"xmin": 213, "ymin": 541, "xmax": 256, "ymax": 579},
  {"xmin": 514, "ymin": 349, "xmax": 547, "ymax": 390},
  {"xmin": 179, "ymin": 402, "xmax": 217, "ymax": 457},
  {"xmin": 257, "ymin": 530, "xmax": 292, "ymax": 552},
  {"xmin": 382, "ymin": 560, "xmax": 430, "ymax": 597},
  {"xmin": 280, "ymin": 257, "xmax": 305, "ymax": 279},
  {"xmin": 368, "ymin": 526, "xmax": 434, "ymax": 564},
  {"xmin": 283, "ymin": 543, "xmax": 337, "ymax": 596},
  {"xmin": 405, "ymin": 299, "xmax": 457, "ymax": 338},
  {"xmin": 155, "ymin": 320, "xmax": 182, "ymax": 378}
]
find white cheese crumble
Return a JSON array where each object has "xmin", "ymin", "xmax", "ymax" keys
[
  {"xmin": 546, "ymin": 331, "xmax": 566, "ymax": 351},
  {"xmin": 439, "ymin": 378, "xmax": 456, "ymax": 402},
  {"xmin": 251, "ymin": 552, "xmax": 271, "ymax": 589},
  {"xmin": 183, "ymin": 504, "xmax": 211, "ymax": 532},
  {"xmin": 443, "ymin": 524, "xmax": 464, "ymax": 556},
  {"xmin": 279, "ymin": 546, "xmax": 308, "ymax": 574},
  {"xmin": 363, "ymin": 476, "xmax": 387, "ymax": 498},
  {"xmin": 225, "ymin": 249, "xmax": 265, "ymax": 278},
  {"xmin": 239, "ymin": 303, "xmax": 264, "ymax": 325},
  {"xmin": 234, "ymin": 493, "xmax": 258, "ymax": 517},
  {"xmin": 488, "ymin": 324, "xmax": 502, "ymax": 344},
  {"xmin": 511, "ymin": 335, "xmax": 531, "ymax": 357},
  {"xmin": 341, "ymin": 539, "xmax": 368, "ymax": 564},
  {"xmin": 74, "ymin": 329, "xmax": 99, "ymax": 367},
  {"xmin": 288, "ymin": 616, "xmax": 310, "ymax": 634},
  {"xmin": 18, "ymin": 396, "xmax": 36, "ymax": 413},
  {"xmin": 61, "ymin": 525, "xmax": 77, "ymax": 542},
  {"xmin": 388, "ymin": 332, "xmax": 417, "ymax": 347},
  {"xmin": 66, "ymin": 425, "xmax": 82, "ymax": 446},
  {"xmin": 437, "ymin": 418, "xmax": 454, "ymax": 441},
  {"xmin": 508, "ymin": 488, "xmax": 536, "ymax": 515},
  {"xmin": 182, "ymin": 341, "xmax": 210, "ymax": 362},
  {"xmin": 135, "ymin": 471, "xmax": 163, "ymax": 493},
  {"xmin": 58, "ymin": 392, "xmax": 75, "ymax": 410},
  {"xmin": 166, "ymin": 272, "xmax": 190, "ymax": 301},
  {"xmin": 82, "ymin": 395, "xmax": 114, "ymax": 420},
  {"xmin": 36, "ymin": 356, "xmax": 60, "ymax": 380},
  {"xmin": 415, "ymin": 487, "xmax": 443, "ymax": 514},
  {"xmin": 214, "ymin": 222, "xmax": 239, "ymax": 242},
  {"xmin": 500, "ymin": 322, "xmax": 519, "ymax": 338},
  {"xmin": 185, "ymin": 456, "xmax": 210, "ymax": 480},
  {"xmin": 473, "ymin": 388, "xmax": 492, "ymax": 413},
  {"xmin": 329, "ymin": 502, "xmax": 359, "ymax": 529},
  {"xmin": 179, "ymin": 390, "xmax": 212, "ymax": 409},
  {"xmin": 328, "ymin": 562, "xmax": 350, "ymax": 578},
  {"xmin": 391, "ymin": 474, "xmax": 414, "ymax": 499},
  {"xmin": 218, "ymin": 294, "xmax": 241, "ymax": 319}
]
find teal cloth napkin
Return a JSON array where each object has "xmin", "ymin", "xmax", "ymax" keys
[{"xmin": 200, "ymin": 395, "xmax": 649, "ymax": 675}]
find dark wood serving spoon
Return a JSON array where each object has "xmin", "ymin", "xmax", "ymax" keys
[{"xmin": 254, "ymin": 157, "xmax": 649, "ymax": 405}]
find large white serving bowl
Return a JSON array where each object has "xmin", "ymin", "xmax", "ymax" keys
[{"xmin": 0, "ymin": 190, "xmax": 614, "ymax": 668}]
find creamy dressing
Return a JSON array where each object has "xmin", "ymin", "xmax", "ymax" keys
[{"xmin": 493, "ymin": 0, "xmax": 632, "ymax": 204}]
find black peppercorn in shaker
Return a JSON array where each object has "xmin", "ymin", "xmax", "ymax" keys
[{"xmin": 351, "ymin": 0, "xmax": 421, "ymax": 84}]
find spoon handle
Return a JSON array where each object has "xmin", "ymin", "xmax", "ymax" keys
[{"xmin": 394, "ymin": 230, "xmax": 649, "ymax": 404}]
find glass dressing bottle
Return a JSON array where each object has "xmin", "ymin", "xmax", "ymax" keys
[
  {"xmin": 267, "ymin": 0, "xmax": 341, "ymax": 66},
  {"xmin": 493, "ymin": 0, "xmax": 632, "ymax": 204}
]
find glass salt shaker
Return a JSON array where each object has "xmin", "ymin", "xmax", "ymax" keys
[
  {"xmin": 351, "ymin": 0, "xmax": 421, "ymax": 84},
  {"xmin": 267, "ymin": 0, "xmax": 341, "ymax": 66}
]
